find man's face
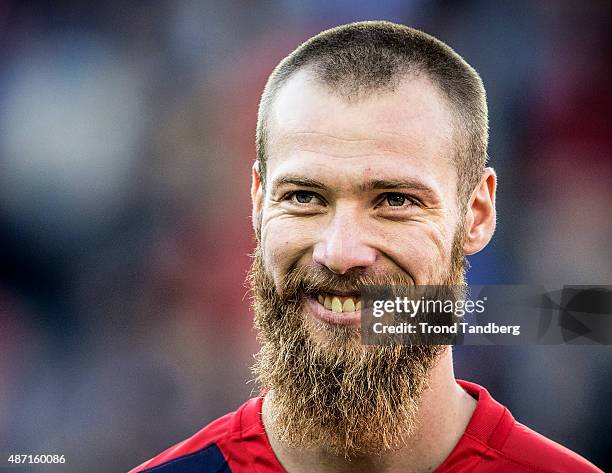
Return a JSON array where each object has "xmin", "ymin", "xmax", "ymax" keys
[
  {"xmin": 258, "ymin": 69, "xmax": 462, "ymax": 308},
  {"xmin": 250, "ymin": 70, "xmax": 467, "ymax": 456}
]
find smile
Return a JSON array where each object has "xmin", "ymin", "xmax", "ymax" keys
[
  {"xmin": 316, "ymin": 293, "xmax": 362, "ymax": 313},
  {"xmin": 306, "ymin": 292, "xmax": 362, "ymax": 327}
]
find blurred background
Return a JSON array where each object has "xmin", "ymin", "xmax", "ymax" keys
[{"xmin": 0, "ymin": 1, "xmax": 610, "ymax": 472}]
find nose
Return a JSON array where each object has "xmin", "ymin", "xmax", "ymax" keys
[{"xmin": 312, "ymin": 207, "xmax": 377, "ymax": 274}]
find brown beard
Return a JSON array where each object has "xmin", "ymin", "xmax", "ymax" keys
[{"xmin": 248, "ymin": 228, "xmax": 466, "ymax": 458}]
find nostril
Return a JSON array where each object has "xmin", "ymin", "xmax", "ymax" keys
[{"xmin": 317, "ymin": 251, "xmax": 377, "ymax": 275}]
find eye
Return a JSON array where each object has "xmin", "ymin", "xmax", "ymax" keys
[
  {"xmin": 386, "ymin": 194, "xmax": 407, "ymax": 206},
  {"xmin": 294, "ymin": 191, "xmax": 315, "ymax": 204},
  {"xmin": 380, "ymin": 193, "xmax": 419, "ymax": 208},
  {"xmin": 282, "ymin": 191, "xmax": 324, "ymax": 206}
]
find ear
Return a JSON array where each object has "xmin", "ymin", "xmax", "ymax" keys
[
  {"xmin": 463, "ymin": 167, "xmax": 497, "ymax": 255},
  {"xmin": 251, "ymin": 161, "xmax": 264, "ymax": 234}
]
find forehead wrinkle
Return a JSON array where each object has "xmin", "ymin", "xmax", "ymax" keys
[
  {"xmin": 282, "ymin": 148, "xmax": 390, "ymax": 160},
  {"xmin": 270, "ymin": 130, "xmax": 434, "ymax": 161},
  {"xmin": 286, "ymin": 131, "xmax": 380, "ymax": 143}
]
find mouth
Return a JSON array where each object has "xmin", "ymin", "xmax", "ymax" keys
[
  {"xmin": 306, "ymin": 291, "xmax": 362, "ymax": 327},
  {"xmin": 315, "ymin": 292, "xmax": 362, "ymax": 313}
]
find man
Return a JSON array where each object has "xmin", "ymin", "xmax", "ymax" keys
[{"xmin": 130, "ymin": 21, "xmax": 602, "ymax": 473}]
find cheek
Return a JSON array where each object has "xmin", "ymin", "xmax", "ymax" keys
[
  {"xmin": 382, "ymin": 223, "xmax": 454, "ymax": 283},
  {"xmin": 261, "ymin": 214, "xmax": 319, "ymax": 285}
]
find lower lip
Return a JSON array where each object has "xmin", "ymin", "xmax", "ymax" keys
[{"xmin": 306, "ymin": 297, "xmax": 361, "ymax": 327}]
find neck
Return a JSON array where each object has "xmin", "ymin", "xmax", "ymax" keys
[{"xmin": 262, "ymin": 348, "xmax": 476, "ymax": 473}]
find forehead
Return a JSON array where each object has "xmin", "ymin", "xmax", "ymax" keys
[{"xmin": 266, "ymin": 69, "xmax": 457, "ymax": 195}]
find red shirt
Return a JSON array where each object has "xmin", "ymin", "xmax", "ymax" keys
[{"xmin": 129, "ymin": 380, "xmax": 602, "ymax": 472}]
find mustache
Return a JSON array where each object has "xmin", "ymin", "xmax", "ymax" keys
[{"xmin": 281, "ymin": 263, "xmax": 416, "ymax": 300}]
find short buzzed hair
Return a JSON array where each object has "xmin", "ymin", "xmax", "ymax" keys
[{"xmin": 256, "ymin": 21, "xmax": 489, "ymax": 206}]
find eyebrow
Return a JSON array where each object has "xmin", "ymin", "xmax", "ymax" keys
[
  {"xmin": 271, "ymin": 176, "xmax": 327, "ymax": 192},
  {"xmin": 271, "ymin": 175, "xmax": 438, "ymax": 197},
  {"xmin": 360, "ymin": 179, "xmax": 436, "ymax": 194}
]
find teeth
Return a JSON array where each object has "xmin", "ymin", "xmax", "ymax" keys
[
  {"xmin": 316, "ymin": 293, "xmax": 362, "ymax": 313},
  {"xmin": 331, "ymin": 297, "xmax": 343, "ymax": 313},
  {"xmin": 342, "ymin": 298, "xmax": 355, "ymax": 312}
]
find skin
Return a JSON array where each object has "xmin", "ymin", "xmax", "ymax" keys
[{"xmin": 251, "ymin": 69, "xmax": 497, "ymax": 473}]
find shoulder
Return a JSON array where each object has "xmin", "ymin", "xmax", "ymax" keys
[
  {"xmin": 495, "ymin": 420, "xmax": 603, "ymax": 473},
  {"xmin": 455, "ymin": 380, "xmax": 603, "ymax": 473},
  {"xmin": 128, "ymin": 397, "xmax": 262, "ymax": 473}
]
